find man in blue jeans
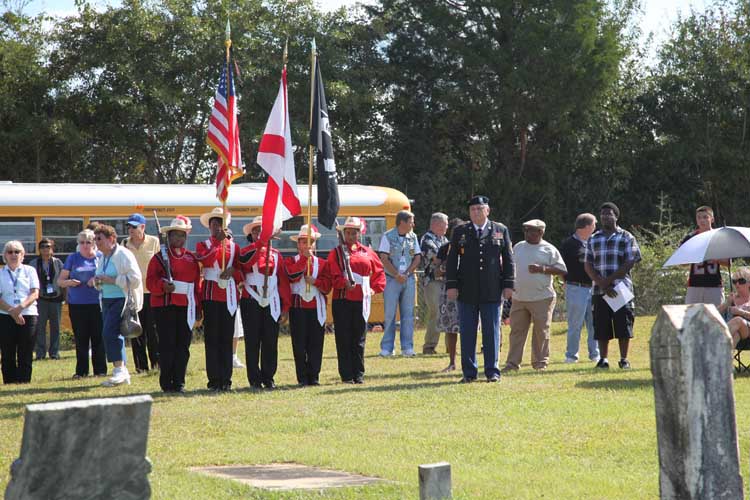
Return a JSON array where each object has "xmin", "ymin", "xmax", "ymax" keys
[
  {"xmin": 560, "ymin": 213, "xmax": 600, "ymax": 363},
  {"xmin": 446, "ymin": 196, "xmax": 515, "ymax": 383},
  {"xmin": 378, "ymin": 210, "xmax": 422, "ymax": 357}
]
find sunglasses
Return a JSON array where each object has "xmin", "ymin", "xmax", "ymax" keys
[
  {"xmin": 5, "ymin": 250, "xmax": 22, "ymax": 255},
  {"xmin": 732, "ymin": 278, "xmax": 748, "ymax": 285},
  {"xmin": 39, "ymin": 245, "xmax": 51, "ymax": 249}
]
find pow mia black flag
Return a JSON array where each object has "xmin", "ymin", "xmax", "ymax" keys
[{"xmin": 310, "ymin": 58, "xmax": 339, "ymax": 229}]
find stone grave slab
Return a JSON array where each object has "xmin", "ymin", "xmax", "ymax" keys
[
  {"xmin": 191, "ymin": 463, "xmax": 382, "ymax": 490},
  {"xmin": 6, "ymin": 394, "xmax": 153, "ymax": 500}
]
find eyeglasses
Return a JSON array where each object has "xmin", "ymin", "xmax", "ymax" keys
[
  {"xmin": 5, "ymin": 250, "xmax": 22, "ymax": 255},
  {"xmin": 733, "ymin": 278, "xmax": 748, "ymax": 285},
  {"xmin": 39, "ymin": 245, "xmax": 51, "ymax": 249},
  {"xmin": 78, "ymin": 241, "xmax": 93, "ymax": 245}
]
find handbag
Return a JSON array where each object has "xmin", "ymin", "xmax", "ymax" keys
[{"xmin": 120, "ymin": 276, "xmax": 143, "ymax": 339}]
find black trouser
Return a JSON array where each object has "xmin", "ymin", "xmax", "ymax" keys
[
  {"xmin": 333, "ymin": 299, "xmax": 367, "ymax": 382},
  {"xmin": 203, "ymin": 300, "xmax": 234, "ymax": 390},
  {"xmin": 154, "ymin": 305, "xmax": 192, "ymax": 392},
  {"xmin": 69, "ymin": 303, "xmax": 107, "ymax": 376},
  {"xmin": 241, "ymin": 298, "xmax": 279, "ymax": 386},
  {"xmin": 0, "ymin": 314, "xmax": 37, "ymax": 383},
  {"xmin": 289, "ymin": 307, "xmax": 325, "ymax": 385},
  {"xmin": 132, "ymin": 294, "xmax": 159, "ymax": 371}
]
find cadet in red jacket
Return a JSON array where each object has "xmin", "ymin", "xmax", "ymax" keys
[
  {"xmin": 195, "ymin": 207, "xmax": 242, "ymax": 392},
  {"xmin": 146, "ymin": 215, "xmax": 201, "ymax": 393},
  {"xmin": 285, "ymin": 224, "xmax": 332, "ymax": 386},
  {"xmin": 238, "ymin": 216, "xmax": 291, "ymax": 390},
  {"xmin": 326, "ymin": 216, "xmax": 386, "ymax": 384}
]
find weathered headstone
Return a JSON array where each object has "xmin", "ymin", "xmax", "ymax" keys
[
  {"xmin": 650, "ymin": 304, "xmax": 743, "ymax": 500},
  {"xmin": 419, "ymin": 462, "xmax": 452, "ymax": 500},
  {"xmin": 5, "ymin": 394, "xmax": 153, "ymax": 500}
]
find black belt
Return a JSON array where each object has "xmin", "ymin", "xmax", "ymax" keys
[{"xmin": 566, "ymin": 281, "xmax": 591, "ymax": 287}]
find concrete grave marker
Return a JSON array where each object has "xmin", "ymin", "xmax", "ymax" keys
[
  {"xmin": 6, "ymin": 394, "xmax": 153, "ymax": 500},
  {"xmin": 191, "ymin": 463, "xmax": 382, "ymax": 490},
  {"xmin": 650, "ymin": 304, "xmax": 743, "ymax": 500},
  {"xmin": 419, "ymin": 462, "xmax": 452, "ymax": 500}
]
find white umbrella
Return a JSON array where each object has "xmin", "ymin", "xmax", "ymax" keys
[{"xmin": 663, "ymin": 226, "xmax": 750, "ymax": 267}]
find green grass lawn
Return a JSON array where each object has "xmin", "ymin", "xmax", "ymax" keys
[{"xmin": 2, "ymin": 316, "xmax": 750, "ymax": 499}]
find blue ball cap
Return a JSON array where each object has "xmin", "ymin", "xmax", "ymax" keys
[
  {"xmin": 127, "ymin": 213, "xmax": 147, "ymax": 227},
  {"xmin": 468, "ymin": 195, "xmax": 490, "ymax": 207}
]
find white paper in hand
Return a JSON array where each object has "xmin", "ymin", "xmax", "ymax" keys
[{"xmin": 603, "ymin": 281, "xmax": 634, "ymax": 312}]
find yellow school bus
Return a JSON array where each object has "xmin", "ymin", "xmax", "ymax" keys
[{"xmin": 0, "ymin": 182, "xmax": 412, "ymax": 326}]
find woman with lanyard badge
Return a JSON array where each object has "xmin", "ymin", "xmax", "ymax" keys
[
  {"xmin": 91, "ymin": 224, "xmax": 143, "ymax": 387},
  {"xmin": 146, "ymin": 216, "xmax": 202, "ymax": 393},
  {"xmin": 0, "ymin": 241, "xmax": 39, "ymax": 383}
]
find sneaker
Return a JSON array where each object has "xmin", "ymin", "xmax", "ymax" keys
[
  {"xmin": 500, "ymin": 366, "xmax": 518, "ymax": 374},
  {"xmin": 595, "ymin": 358, "xmax": 609, "ymax": 369},
  {"xmin": 401, "ymin": 349, "xmax": 416, "ymax": 357},
  {"xmin": 590, "ymin": 356, "xmax": 601, "ymax": 363},
  {"xmin": 378, "ymin": 350, "xmax": 394, "ymax": 357},
  {"xmin": 102, "ymin": 367, "xmax": 131, "ymax": 386},
  {"xmin": 564, "ymin": 357, "xmax": 578, "ymax": 364},
  {"xmin": 232, "ymin": 355, "xmax": 245, "ymax": 369},
  {"xmin": 618, "ymin": 359, "xmax": 631, "ymax": 370}
]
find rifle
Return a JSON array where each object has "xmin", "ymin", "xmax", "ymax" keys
[
  {"xmin": 337, "ymin": 225, "xmax": 355, "ymax": 287},
  {"xmin": 152, "ymin": 210, "xmax": 173, "ymax": 284}
]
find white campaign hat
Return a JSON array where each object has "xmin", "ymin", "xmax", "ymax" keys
[
  {"xmin": 242, "ymin": 216, "xmax": 264, "ymax": 236},
  {"xmin": 337, "ymin": 216, "xmax": 363, "ymax": 232},
  {"xmin": 290, "ymin": 224, "xmax": 321, "ymax": 242},
  {"xmin": 160, "ymin": 215, "xmax": 192, "ymax": 234},
  {"xmin": 200, "ymin": 207, "xmax": 231, "ymax": 228}
]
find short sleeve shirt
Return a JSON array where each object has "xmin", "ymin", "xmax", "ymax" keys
[
  {"xmin": 0, "ymin": 265, "xmax": 39, "ymax": 316},
  {"xmin": 584, "ymin": 227, "xmax": 642, "ymax": 296},
  {"xmin": 420, "ymin": 231, "xmax": 449, "ymax": 284},
  {"xmin": 64, "ymin": 252, "xmax": 101, "ymax": 305}
]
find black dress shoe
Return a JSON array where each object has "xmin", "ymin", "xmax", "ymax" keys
[
  {"xmin": 353, "ymin": 377, "xmax": 364, "ymax": 384},
  {"xmin": 459, "ymin": 377, "xmax": 476, "ymax": 384},
  {"xmin": 250, "ymin": 382, "xmax": 263, "ymax": 390},
  {"xmin": 263, "ymin": 381, "xmax": 276, "ymax": 390},
  {"xmin": 309, "ymin": 380, "xmax": 320, "ymax": 386},
  {"xmin": 487, "ymin": 374, "xmax": 501, "ymax": 383}
]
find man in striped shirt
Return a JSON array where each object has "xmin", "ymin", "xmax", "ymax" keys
[{"xmin": 584, "ymin": 202, "xmax": 641, "ymax": 370}]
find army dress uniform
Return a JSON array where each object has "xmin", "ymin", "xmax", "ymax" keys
[{"xmin": 446, "ymin": 200, "xmax": 515, "ymax": 381}]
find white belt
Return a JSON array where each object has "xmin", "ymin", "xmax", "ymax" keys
[
  {"xmin": 203, "ymin": 269, "xmax": 238, "ymax": 316},
  {"xmin": 245, "ymin": 273, "xmax": 281, "ymax": 322},
  {"xmin": 351, "ymin": 272, "xmax": 371, "ymax": 322},
  {"xmin": 171, "ymin": 280, "xmax": 196, "ymax": 330},
  {"xmin": 291, "ymin": 280, "xmax": 326, "ymax": 326}
]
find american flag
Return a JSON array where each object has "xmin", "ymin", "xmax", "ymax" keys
[{"xmin": 207, "ymin": 58, "xmax": 244, "ymax": 202}]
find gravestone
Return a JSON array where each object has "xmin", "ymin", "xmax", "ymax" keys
[
  {"xmin": 5, "ymin": 394, "xmax": 153, "ymax": 500},
  {"xmin": 419, "ymin": 462, "xmax": 452, "ymax": 500},
  {"xmin": 650, "ymin": 304, "xmax": 743, "ymax": 500}
]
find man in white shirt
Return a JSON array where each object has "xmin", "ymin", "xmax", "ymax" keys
[
  {"xmin": 502, "ymin": 219, "xmax": 567, "ymax": 372},
  {"xmin": 378, "ymin": 210, "xmax": 422, "ymax": 356}
]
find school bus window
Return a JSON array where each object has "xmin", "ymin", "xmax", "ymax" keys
[
  {"xmin": 0, "ymin": 219, "xmax": 35, "ymax": 259},
  {"xmin": 42, "ymin": 218, "xmax": 83, "ymax": 255}
]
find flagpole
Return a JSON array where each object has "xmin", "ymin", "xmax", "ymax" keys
[
  {"xmin": 222, "ymin": 19, "xmax": 232, "ymax": 273},
  {"xmin": 305, "ymin": 39, "xmax": 317, "ymax": 291}
]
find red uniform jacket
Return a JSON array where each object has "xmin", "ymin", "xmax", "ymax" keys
[
  {"xmin": 238, "ymin": 241, "xmax": 291, "ymax": 313},
  {"xmin": 285, "ymin": 254, "xmax": 333, "ymax": 310},
  {"xmin": 327, "ymin": 242, "xmax": 386, "ymax": 301},
  {"xmin": 146, "ymin": 247, "xmax": 202, "ymax": 314},
  {"xmin": 195, "ymin": 236, "xmax": 242, "ymax": 303}
]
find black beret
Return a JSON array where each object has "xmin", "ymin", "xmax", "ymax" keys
[{"xmin": 468, "ymin": 195, "xmax": 490, "ymax": 207}]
